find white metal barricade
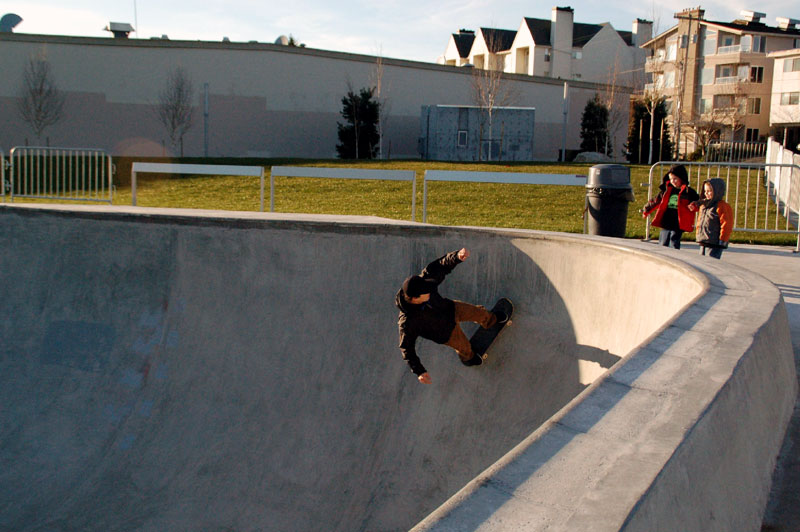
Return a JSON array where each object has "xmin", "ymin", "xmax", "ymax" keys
[
  {"xmin": 422, "ymin": 170, "xmax": 587, "ymax": 224},
  {"xmin": 645, "ymin": 162, "xmax": 800, "ymax": 252},
  {"xmin": 130, "ymin": 162, "xmax": 266, "ymax": 211},
  {"xmin": 269, "ymin": 166, "xmax": 417, "ymax": 221},
  {"xmin": 1, "ymin": 150, "xmax": 6, "ymax": 202},
  {"xmin": 8, "ymin": 146, "xmax": 114, "ymax": 204}
]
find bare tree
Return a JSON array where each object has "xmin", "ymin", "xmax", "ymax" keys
[
  {"xmin": 370, "ymin": 49, "xmax": 391, "ymax": 159},
  {"xmin": 157, "ymin": 67, "xmax": 195, "ymax": 156},
  {"xmin": 600, "ymin": 56, "xmax": 629, "ymax": 158},
  {"xmin": 687, "ymin": 111, "xmax": 724, "ymax": 159},
  {"xmin": 639, "ymin": 83, "xmax": 666, "ymax": 164},
  {"xmin": 17, "ymin": 54, "xmax": 66, "ymax": 143},
  {"xmin": 471, "ymin": 43, "xmax": 516, "ymax": 161}
]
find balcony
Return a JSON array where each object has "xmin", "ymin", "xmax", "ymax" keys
[
  {"xmin": 715, "ymin": 76, "xmax": 745, "ymax": 85},
  {"xmin": 645, "ymin": 56, "xmax": 665, "ymax": 73},
  {"xmin": 717, "ymin": 44, "xmax": 742, "ymax": 55}
]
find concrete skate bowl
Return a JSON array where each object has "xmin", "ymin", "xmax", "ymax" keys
[{"xmin": 0, "ymin": 205, "xmax": 794, "ymax": 532}]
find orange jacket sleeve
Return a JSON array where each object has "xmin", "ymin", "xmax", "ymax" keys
[{"xmin": 719, "ymin": 201, "xmax": 734, "ymax": 242}]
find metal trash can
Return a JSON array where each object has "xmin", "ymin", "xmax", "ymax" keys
[{"xmin": 585, "ymin": 164, "xmax": 634, "ymax": 237}]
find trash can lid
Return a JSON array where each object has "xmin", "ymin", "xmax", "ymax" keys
[{"xmin": 586, "ymin": 164, "xmax": 631, "ymax": 189}]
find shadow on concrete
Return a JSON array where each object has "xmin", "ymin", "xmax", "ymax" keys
[
  {"xmin": 416, "ymin": 278, "xmax": 724, "ymax": 531},
  {"xmin": 0, "ymin": 208, "xmax": 625, "ymax": 532}
]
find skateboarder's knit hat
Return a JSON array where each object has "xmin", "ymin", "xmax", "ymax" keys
[{"xmin": 403, "ymin": 275, "xmax": 437, "ymax": 298}]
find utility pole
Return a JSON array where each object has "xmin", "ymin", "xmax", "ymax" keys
[
  {"xmin": 203, "ymin": 83, "xmax": 209, "ymax": 157},
  {"xmin": 561, "ymin": 81, "xmax": 569, "ymax": 162}
]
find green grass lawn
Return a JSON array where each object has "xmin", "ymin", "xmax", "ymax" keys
[{"xmin": 12, "ymin": 158, "xmax": 799, "ymax": 247}]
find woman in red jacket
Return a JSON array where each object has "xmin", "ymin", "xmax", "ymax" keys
[{"xmin": 641, "ymin": 164, "xmax": 699, "ymax": 249}]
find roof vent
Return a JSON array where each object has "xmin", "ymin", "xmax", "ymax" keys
[
  {"xmin": 739, "ymin": 10, "xmax": 766, "ymax": 23},
  {"xmin": 104, "ymin": 22, "xmax": 134, "ymax": 39},
  {"xmin": 776, "ymin": 17, "xmax": 800, "ymax": 30},
  {"xmin": 0, "ymin": 13, "xmax": 22, "ymax": 32}
]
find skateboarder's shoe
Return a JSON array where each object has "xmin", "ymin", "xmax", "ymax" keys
[
  {"xmin": 494, "ymin": 310, "xmax": 510, "ymax": 325},
  {"xmin": 461, "ymin": 353, "xmax": 483, "ymax": 366}
]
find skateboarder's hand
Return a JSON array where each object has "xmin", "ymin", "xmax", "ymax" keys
[
  {"xmin": 457, "ymin": 248, "xmax": 469, "ymax": 261},
  {"xmin": 418, "ymin": 372, "xmax": 432, "ymax": 384}
]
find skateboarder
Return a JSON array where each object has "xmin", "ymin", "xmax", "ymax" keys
[{"xmin": 395, "ymin": 248, "xmax": 508, "ymax": 384}]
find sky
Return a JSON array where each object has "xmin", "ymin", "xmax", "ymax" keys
[{"xmin": 4, "ymin": 0, "xmax": 799, "ymax": 63}]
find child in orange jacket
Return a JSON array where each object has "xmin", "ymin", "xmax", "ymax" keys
[
  {"xmin": 690, "ymin": 178, "xmax": 733, "ymax": 259},
  {"xmin": 642, "ymin": 164, "xmax": 699, "ymax": 249}
]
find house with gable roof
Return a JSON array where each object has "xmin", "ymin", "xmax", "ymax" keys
[
  {"xmin": 467, "ymin": 27, "xmax": 518, "ymax": 70},
  {"xmin": 440, "ymin": 6, "xmax": 651, "ymax": 87},
  {"xmin": 441, "ymin": 29, "xmax": 475, "ymax": 67}
]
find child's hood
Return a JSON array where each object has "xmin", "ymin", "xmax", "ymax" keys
[{"xmin": 706, "ymin": 178, "xmax": 727, "ymax": 200}]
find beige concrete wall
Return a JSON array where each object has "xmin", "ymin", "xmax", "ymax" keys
[
  {"xmin": 414, "ymin": 236, "xmax": 797, "ymax": 532},
  {"xmin": 0, "ymin": 33, "xmax": 627, "ymax": 160}
]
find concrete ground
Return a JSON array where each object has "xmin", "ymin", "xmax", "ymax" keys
[
  {"xmin": 0, "ymin": 204, "xmax": 797, "ymax": 531},
  {"xmin": 703, "ymin": 242, "xmax": 800, "ymax": 532}
]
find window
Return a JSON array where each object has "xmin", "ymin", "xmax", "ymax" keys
[
  {"xmin": 750, "ymin": 66, "xmax": 764, "ymax": 83},
  {"xmin": 700, "ymin": 68, "xmax": 714, "ymax": 85},
  {"xmin": 702, "ymin": 34, "xmax": 717, "ymax": 56},
  {"xmin": 747, "ymin": 97, "xmax": 761, "ymax": 114},
  {"xmin": 720, "ymin": 34, "xmax": 735, "ymax": 47},
  {"xmin": 753, "ymin": 35, "xmax": 766, "ymax": 53},
  {"xmin": 664, "ymin": 71, "xmax": 675, "ymax": 88},
  {"xmin": 741, "ymin": 35, "xmax": 752, "ymax": 51},
  {"xmin": 714, "ymin": 94, "xmax": 734, "ymax": 109},
  {"xmin": 783, "ymin": 58, "xmax": 800, "ymax": 72},
  {"xmin": 457, "ymin": 130, "xmax": 468, "ymax": 148},
  {"xmin": 781, "ymin": 92, "xmax": 800, "ymax": 105},
  {"xmin": 746, "ymin": 128, "xmax": 759, "ymax": 142},
  {"xmin": 667, "ymin": 42, "xmax": 677, "ymax": 61},
  {"xmin": 699, "ymin": 98, "xmax": 712, "ymax": 113},
  {"xmin": 717, "ymin": 64, "xmax": 736, "ymax": 78}
]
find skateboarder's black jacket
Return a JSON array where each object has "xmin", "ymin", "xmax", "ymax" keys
[{"xmin": 395, "ymin": 251, "xmax": 462, "ymax": 376}]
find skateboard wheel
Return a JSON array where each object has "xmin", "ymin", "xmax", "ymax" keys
[{"xmin": 481, "ymin": 353, "xmax": 488, "ymax": 360}]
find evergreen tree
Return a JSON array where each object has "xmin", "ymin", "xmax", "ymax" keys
[
  {"xmin": 579, "ymin": 94, "xmax": 610, "ymax": 155},
  {"xmin": 336, "ymin": 87, "xmax": 380, "ymax": 159},
  {"xmin": 625, "ymin": 100, "xmax": 673, "ymax": 164}
]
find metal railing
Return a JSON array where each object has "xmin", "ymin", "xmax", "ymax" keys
[
  {"xmin": 270, "ymin": 166, "xmax": 417, "ymax": 221},
  {"xmin": 7, "ymin": 147, "xmax": 114, "ymax": 204},
  {"xmin": 131, "ymin": 162, "xmax": 265, "ymax": 210},
  {"xmin": 422, "ymin": 170, "xmax": 587, "ymax": 224},
  {"xmin": 645, "ymin": 162, "xmax": 800, "ymax": 251},
  {"xmin": 705, "ymin": 141, "xmax": 767, "ymax": 163},
  {"xmin": 1, "ymin": 150, "xmax": 7, "ymax": 202}
]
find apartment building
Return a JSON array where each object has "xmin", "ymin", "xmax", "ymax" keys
[
  {"xmin": 440, "ymin": 7, "xmax": 651, "ymax": 87},
  {"xmin": 769, "ymin": 47, "xmax": 800, "ymax": 149},
  {"xmin": 641, "ymin": 8, "xmax": 800, "ymax": 155}
]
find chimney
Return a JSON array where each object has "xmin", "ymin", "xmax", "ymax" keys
[
  {"xmin": 632, "ymin": 18, "xmax": 653, "ymax": 47},
  {"xmin": 675, "ymin": 7, "xmax": 705, "ymax": 21},
  {"xmin": 739, "ymin": 10, "xmax": 766, "ymax": 23},
  {"xmin": 776, "ymin": 17, "xmax": 800, "ymax": 30},
  {"xmin": 104, "ymin": 22, "xmax": 134, "ymax": 39},
  {"xmin": 551, "ymin": 6, "xmax": 574, "ymax": 79}
]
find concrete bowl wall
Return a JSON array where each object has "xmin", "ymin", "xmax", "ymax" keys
[
  {"xmin": 413, "ymin": 235, "xmax": 797, "ymax": 531},
  {"xmin": 0, "ymin": 205, "xmax": 795, "ymax": 532}
]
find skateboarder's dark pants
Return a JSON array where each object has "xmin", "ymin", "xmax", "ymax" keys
[{"xmin": 445, "ymin": 301, "xmax": 498, "ymax": 362}]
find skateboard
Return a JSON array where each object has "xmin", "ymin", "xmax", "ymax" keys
[{"xmin": 469, "ymin": 298, "xmax": 513, "ymax": 360}]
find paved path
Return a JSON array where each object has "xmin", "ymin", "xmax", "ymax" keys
[{"xmin": 650, "ymin": 241, "xmax": 800, "ymax": 532}]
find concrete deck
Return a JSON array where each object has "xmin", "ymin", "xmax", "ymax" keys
[{"xmin": 0, "ymin": 204, "xmax": 796, "ymax": 532}]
